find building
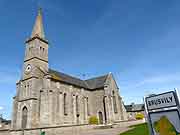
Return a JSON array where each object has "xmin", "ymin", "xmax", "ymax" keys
[
  {"xmin": 0, "ymin": 115, "xmax": 11, "ymax": 130},
  {"xmin": 125, "ymin": 103, "xmax": 145, "ymax": 120},
  {"xmin": 9, "ymin": 9, "xmax": 127, "ymax": 135}
]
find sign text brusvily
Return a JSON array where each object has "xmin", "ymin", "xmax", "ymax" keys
[{"xmin": 146, "ymin": 92, "xmax": 177, "ymax": 110}]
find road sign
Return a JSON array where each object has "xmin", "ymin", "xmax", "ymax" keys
[
  {"xmin": 146, "ymin": 91, "xmax": 177, "ymax": 110},
  {"xmin": 145, "ymin": 90, "xmax": 180, "ymax": 135}
]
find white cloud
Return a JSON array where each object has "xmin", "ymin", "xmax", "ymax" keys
[
  {"xmin": 0, "ymin": 106, "xmax": 4, "ymax": 110},
  {"xmin": 134, "ymin": 73, "xmax": 180, "ymax": 88},
  {"xmin": 121, "ymin": 73, "xmax": 180, "ymax": 91},
  {"xmin": 120, "ymin": 73, "xmax": 180, "ymax": 104}
]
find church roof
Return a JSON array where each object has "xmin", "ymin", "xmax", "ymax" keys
[
  {"xmin": 84, "ymin": 75, "xmax": 108, "ymax": 89},
  {"xmin": 49, "ymin": 69, "xmax": 108, "ymax": 90}
]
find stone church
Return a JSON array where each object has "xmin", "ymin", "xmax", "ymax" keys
[{"xmin": 10, "ymin": 9, "xmax": 127, "ymax": 134}]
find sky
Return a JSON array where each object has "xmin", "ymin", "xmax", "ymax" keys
[{"xmin": 1, "ymin": 0, "xmax": 180, "ymax": 119}]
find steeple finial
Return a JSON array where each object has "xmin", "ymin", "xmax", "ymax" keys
[{"xmin": 31, "ymin": 8, "xmax": 45, "ymax": 39}]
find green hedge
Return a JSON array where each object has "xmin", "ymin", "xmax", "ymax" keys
[
  {"xmin": 135, "ymin": 113, "xmax": 144, "ymax": 120},
  {"xmin": 88, "ymin": 116, "xmax": 99, "ymax": 125}
]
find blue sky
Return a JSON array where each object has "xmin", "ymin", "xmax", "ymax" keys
[{"xmin": 1, "ymin": 0, "xmax": 180, "ymax": 119}]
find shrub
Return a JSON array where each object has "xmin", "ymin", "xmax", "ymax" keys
[
  {"xmin": 135, "ymin": 113, "xmax": 144, "ymax": 120},
  {"xmin": 88, "ymin": 116, "xmax": 99, "ymax": 125}
]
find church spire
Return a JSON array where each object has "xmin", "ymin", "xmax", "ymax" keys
[{"xmin": 31, "ymin": 8, "xmax": 45, "ymax": 39}]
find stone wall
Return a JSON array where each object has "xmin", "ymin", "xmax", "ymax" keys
[
  {"xmin": 90, "ymin": 89, "xmax": 105, "ymax": 121},
  {"xmin": 38, "ymin": 81, "xmax": 92, "ymax": 126},
  {"xmin": 105, "ymin": 73, "xmax": 128, "ymax": 122},
  {"xmin": 12, "ymin": 72, "xmax": 128, "ymax": 129},
  {"xmin": 0, "ymin": 130, "xmax": 10, "ymax": 135}
]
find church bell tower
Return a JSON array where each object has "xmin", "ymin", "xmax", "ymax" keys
[
  {"xmin": 23, "ymin": 8, "xmax": 49, "ymax": 80},
  {"xmin": 11, "ymin": 9, "xmax": 49, "ymax": 130}
]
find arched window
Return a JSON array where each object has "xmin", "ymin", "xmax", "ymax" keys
[
  {"xmin": 87, "ymin": 97, "xmax": 89, "ymax": 115},
  {"xmin": 22, "ymin": 106, "xmax": 28, "ymax": 129},
  {"xmin": 39, "ymin": 90, "xmax": 43, "ymax": 118},
  {"xmin": 64, "ymin": 93, "xmax": 67, "ymax": 115},
  {"xmin": 76, "ymin": 96, "xmax": 79, "ymax": 115},
  {"xmin": 112, "ymin": 91, "xmax": 118, "ymax": 113}
]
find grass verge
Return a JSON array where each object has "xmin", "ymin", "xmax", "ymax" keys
[{"xmin": 120, "ymin": 123, "xmax": 149, "ymax": 135}]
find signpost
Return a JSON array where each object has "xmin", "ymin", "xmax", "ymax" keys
[{"xmin": 145, "ymin": 89, "xmax": 180, "ymax": 135}]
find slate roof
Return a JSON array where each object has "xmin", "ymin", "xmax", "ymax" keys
[
  {"xmin": 125, "ymin": 104, "xmax": 145, "ymax": 112},
  {"xmin": 49, "ymin": 69, "xmax": 108, "ymax": 90},
  {"xmin": 0, "ymin": 117, "xmax": 11, "ymax": 125},
  {"xmin": 85, "ymin": 75, "xmax": 108, "ymax": 89}
]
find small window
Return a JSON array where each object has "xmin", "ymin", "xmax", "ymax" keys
[
  {"xmin": 64, "ymin": 93, "xmax": 67, "ymax": 115},
  {"xmin": 76, "ymin": 96, "xmax": 79, "ymax": 115},
  {"xmin": 87, "ymin": 97, "xmax": 90, "ymax": 115}
]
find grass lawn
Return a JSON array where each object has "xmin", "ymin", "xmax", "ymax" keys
[{"xmin": 120, "ymin": 123, "xmax": 150, "ymax": 135}]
